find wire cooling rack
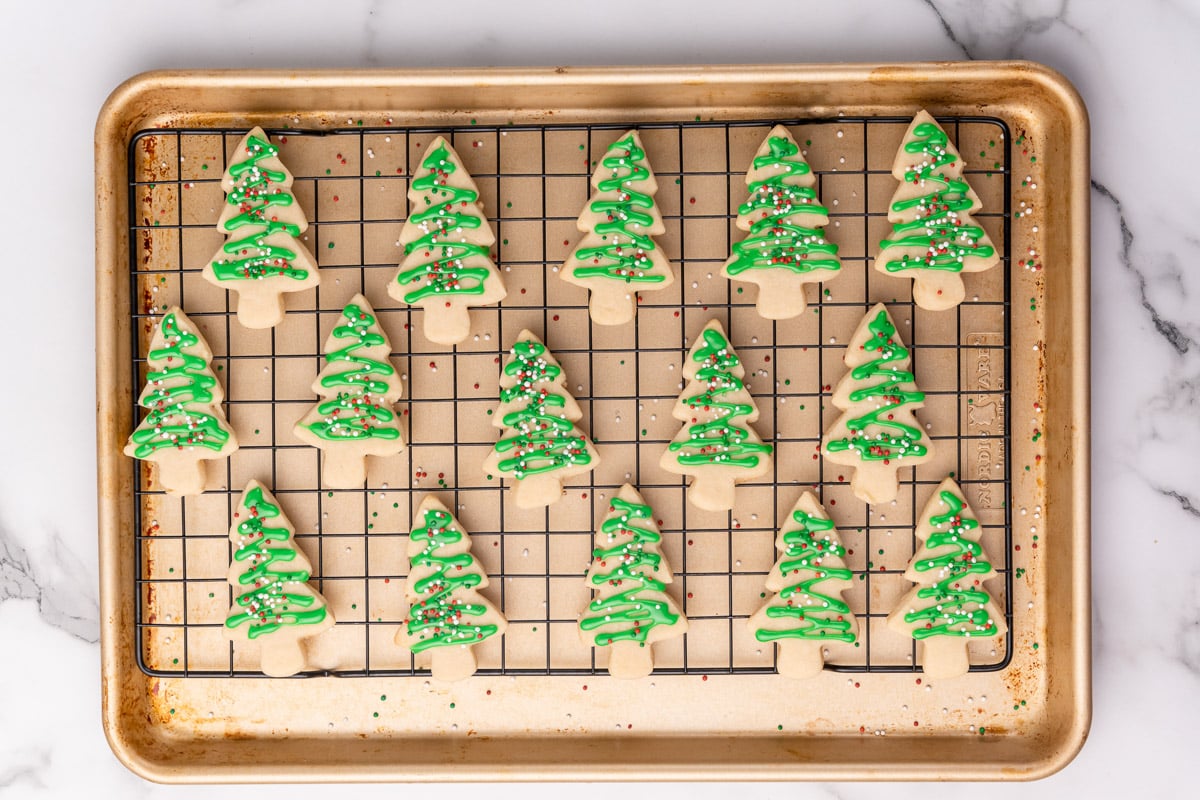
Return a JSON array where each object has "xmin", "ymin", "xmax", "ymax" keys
[{"xmin": 128, "ymin": 114, "xmax": 1013, "ymax": 678}]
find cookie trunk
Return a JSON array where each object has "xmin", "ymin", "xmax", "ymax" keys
[
  {"xmin": 587, "ymin": 283, "xmax": 636, "ymax": 326},
  {"xmin": 511, "ymin": 472, "xmax": 565, "ymax": 509},
  {"xmin": 155, "ymin": 453, "xmax": 209, "ymax": 497},
  {"xmin": 686, "ymin": 473, "xmax": 737, "ymax": 512},
  {"xmin": 320, "ymin": 446, "xmax": 368, "ymax": 488},
  {"xmin": 423, "ymin": 303, "xmax": 472, "ymax": 346},
  {"xmin": 430, "ymin": 644, "xmax": 478, "ymax": 682},
  {"xmin": 606, "ymin": 640, "xmax": 654, "ymax": 679},
  {"xmin": 775, "ymin": 639, "xmax": 825, "ymax": 679},
  {"xmin": 850, "ymin": 461, "xmax": 901, "ymax": 505},
  {"xmin": 235, "ymin": 290, "xmax": 287, "ymax": 329},
  {"xmin": 259, "ymin": 638, "xmax": 307, "ymax": 677},
  {"xmin": 919, "ymin": 636, "xmax": 971, "ymax": 679},
  {"xmin": 912, "ymin": 270, "xmax": 966, "ymax": 311},
  {"xmin": 752, "ymin": 274, "xmax": 809, "ymax": 320}
]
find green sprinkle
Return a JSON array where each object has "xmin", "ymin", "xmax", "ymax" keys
[
  {"xmin": 328, "ymin": 242, "xmax": 335, "ymax": 249},
  {"xmin": 502, "ymin": 238, "xmax": 508, "ymax": 245},
  {"xmin": 373, "ymin": 711, "xmax": 379, "ymax": 718},
  {"xmin": 578, "ymin": 144, "xmax": 585, "ymax": 151},
  {"xmin": 381, "ymin": 695, "xmax": 387, "ymax": 701},
  {"xmin": 978, "ymin": 727, "xmax": 986, "ymax": 735},
  {"xmin": 375, "ymin": 170, "xmax": 381, "ymax": 176},
  {"xmin": 784, "ymin": 379, "xmax": 790, "ymax": 386},
  {"xmin": 168, "ymin": 567, "xmax": 174, "ymax": 574},
  {"xmin": 208, "ymin": 592, "xmax": 215, "ymax": 598},
  {"xmin": 200, "ymin": 164, "xmax": 208, "ymax": 171},
  {"xmin": 641, "ymin": 429, "xmax": 647, "ymax": 436},
  {"xmin": 254, "ymin": 429, "xmax": 260, "ymax": 435},
  {"xmin": 1032, "ymin": 642, "xmax": 1039, "ymax": 650},
  {"xmin": 805, "ymin": 139, "xmax": 812, "ymax": 146},
  {"xmin": 172, "ymin": 658, "xmax": 179, "ymax": 664},
  {"xmin": 777, "ymin": 724, "xmax": 783, "ymax": 731},
  {"xmin": 325, "ymin": 168, "xmax": 332, "ymax": 175},
  {"xmin": 449, "ymin": 702, "xmax": 456, "ymax": 709},
  {"xmin": 351, "ymin": 604, "xmax": 357, "ymax": 610},
  {"xmin": 470, "ymin": 119, "xmax": 477, "ymax": 125},
  {"xmin": 506, "ymin": 201, "xmax": 512, "ymax": 208},
  {"xmin": 1030, "ymin": 156, "xmax": 1037, "ymax": 163},
  {"xmin": 736, "ymin": 287, "xmax": 743, "ymax": 294},
  {"xmin": 169, "ymin": 708, "xmax": 176, "ymax": 715}
]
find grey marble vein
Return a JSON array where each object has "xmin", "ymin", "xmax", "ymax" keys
[
  {"xmin": 1091, "ymin": 179, "xmax": 1195, "ymax": 356},
  {"xmin": 0, "ymin": 525, "xmax": 98, "ymax": 644},
  {"xmin": 924, "ymin": 0, "xmax": 1083, "ymax": 59},
  {"xmin": 1156, "ymin": 486, "xmax": 1200, "ymax": 519}
]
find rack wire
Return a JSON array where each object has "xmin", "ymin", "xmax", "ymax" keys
[{"xmin": 128, "ymin": 114, "xmax": 1013, "ymax": 678}]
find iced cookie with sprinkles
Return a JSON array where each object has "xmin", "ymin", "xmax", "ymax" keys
[
  {"xmin": 749, "ymin": 491, "xmax": 858, "ymax": 678},
  {"xmin": 224, "ymin": 480, "xmax": 334, "ymax": 677},
  {"xmin": 887, "ymin": 478, "xmax": 1006, "ymax": 679},
  {"xmin": 876, "ymin": 110, "xmax": 999, "ymax": 311},
  {"xmin": 202, "ymin": 127, "xmax": 320, "ymax": 329},
  {"xmin": 387, "ymin": 136, "xmax": 506, "ymax": 345},
  {"xmin": 396, "ymin": 495, "xmax": 507, "ymax": 681},
  {"xmin": 562, "ymin": 130, "xmax": 674, "ymax": 325},
  {"xmin": 579, "ymin": 484, "xmax": 688, "ymax": 679},
  {"xmin": 722, "ymin": 125, "xmax": 840, "ymax": 319},
  {"xmin": 660, "ymin": 320, "xmax": 773, "ymax": 511},
  {"xmin": 822, "ymin": 304, "xmax": 933, "ymax": 504},
  {"xmin": 294, "ymin": 294, "xmax": 405, "ymax": 488},
  {"xmin": 483, "ymin": 330, "xmax": 600, "ymax": 509},
  {"xmin": 124, "ymin": 307, "xmax": 238, "ymax": 496}
]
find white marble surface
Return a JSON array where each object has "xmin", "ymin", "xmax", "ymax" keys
[{"xmin": 2, "ymin": 0, "xmax": 1197, "ymax": 796}]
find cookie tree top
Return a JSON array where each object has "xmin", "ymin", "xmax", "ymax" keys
[
  {"xmin": 876, "ymin": 111, "xmax": 999, "ymax": 311},
  {"xmin": 579, "ymin": 484, "xmax": 688, "ymax": 679},
  {"xmin": 661, "ymin": 319, "xmax": 773, "ymax": 511},
  {"xmin": 483, "ymin": 330, "xmax": 600, "ymax": 509},
  {"xmin": 203, "ymin": 127, "xmax": 320, "ymax": 328},
  {"xmin": 563, "ymin": 130, "xmax": 674, "ymax": 325},
  {"xmin": 388, "ymin": 136, "xmax": 506, "ymax": 345},
  {"xmin": 822, "ymin": 304, "xmax": 933, "ymax": 504},
  {"xmin": 224, "ymin": 480, "xmax": 333, "ymax": 677},
  {"xmin": 749, "ymin": 491, "xmax": 858, "ymax": 678},
  {"xmin": 396, "ymin": 496, "xmax": 507, "ymax": 681},
  {"xmin": 723, "ymin": 125, "xmax": 841, "ymax": 319},
  {"xmin": 887, "ymin": 478, "xmax": 1006, "ymax": 679},
  {"xmin": 124, "ymin": 307, "xmax": 238, "ymax": 496},
  {"xmin": 293, "ymin": 295, "xmax": 405, "ymax": 485}
]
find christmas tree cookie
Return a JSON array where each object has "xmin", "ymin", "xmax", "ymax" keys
[
  {"xmin": 202, "ymin": 127, "xmax": 320, "ymax": 329},
  {"xmin": 822, "ymin": 304, "xmax": 933, "ymax": 504},
  {"xmin": 387, "ymin": 136, "xmax": 506, "ymax": 345},
  {"xmin": 224, "ymin": 480, "xmax": 333, "ymax": 677},
  {"xmin": 483, "ymin": 330, "xmax": 600, "ymax": 509},
  {"xmin": 722, "ymin": 125, "xmax": 840, "ymax": 319},
  {"xmin": 887, "ymin": 478, "xmax": 1006, "ymax": 679},
  {"xmin": 749, "ymin": 491, "xmax": 858, "ymax": 678},
  {"xmin": 562, "ymin": 130, "xmax": 674, "ymax": 325},
  {"xmin": 124, "ymin": 307, "xmax": 238, "ymax": 496},
  {"xmin": 660, "ymin": 320, "xmax": 773, "ymax": 511},
  {"xmin": 876, "ymin": 111, "xmax": 999, "ymax": 311},
  {"xmin": 579, "ymin": 484, "xmax": 688, "ymax": 679},
  {"xmin": 396, "ymin": 496, "xmax": 507, "ymax": 681},
  {"xmin": 294, "ymin": 295, "xmax": 405, "ymax": 488}
]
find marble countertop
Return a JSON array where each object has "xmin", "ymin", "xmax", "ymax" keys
[{"xmin": 3, "ymin": 0, "xmax": 1196, "ymax": 796}]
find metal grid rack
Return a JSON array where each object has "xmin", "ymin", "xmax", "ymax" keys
[{"xmin": 128, "ymin": 114, "xmax": 1013, "ymax": 678}]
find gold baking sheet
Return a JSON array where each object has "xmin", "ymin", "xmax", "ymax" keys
[{"xmin": 95, "ymin": 63, "xmax": 1090, "ymax": 782}]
